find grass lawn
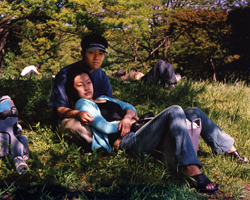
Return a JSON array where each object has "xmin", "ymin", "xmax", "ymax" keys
[{"xmin": 1, "ymin": 75, "xmax": 250, "ymax": 199}]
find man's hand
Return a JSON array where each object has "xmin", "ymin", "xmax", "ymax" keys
[
  {"xmin": 118, "ymin": 109, "xmax": 138, "ymax": 137},
  {"xmin": 132, "ymin": 116, "xmax": 139, "ymax": 121},
  {"xmin": 118, "ymin": 118, "xmax": 134, "ymax": 138}
]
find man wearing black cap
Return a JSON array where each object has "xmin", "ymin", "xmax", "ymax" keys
[{"xmin": 49, "ymin": 34, "xmax": 113, "ymax": 150}]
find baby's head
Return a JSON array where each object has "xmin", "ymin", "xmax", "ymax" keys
[{"xmin": 66, "ymin": 65, "xmax": 94, "ymax": 107}]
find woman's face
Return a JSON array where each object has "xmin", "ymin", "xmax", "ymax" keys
[{"xmin": 74, "ymin": 73, "xmax": 94, "ymax": 100}]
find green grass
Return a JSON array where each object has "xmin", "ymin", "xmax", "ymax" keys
[{"xmin": 1, "ymin": 75, "xmax": 250, "ymax": 199}]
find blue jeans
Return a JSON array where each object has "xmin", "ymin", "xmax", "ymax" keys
[{"xmin": 119, "ymin": 106, "xmax": 234, "ymax": 167}]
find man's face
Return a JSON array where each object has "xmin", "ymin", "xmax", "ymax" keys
[{"xmin": 81, "ymin": 49, "xmax": 105, "ymax": 73}]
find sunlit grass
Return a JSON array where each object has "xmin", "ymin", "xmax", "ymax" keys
[{"xmin": 1, "ymin": 76, "xmax": 250, "ymax": 199}]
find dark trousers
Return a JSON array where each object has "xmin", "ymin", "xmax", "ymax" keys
[{"xmin": 141, "ymin": 60, "xmax": 177, "ymax": 84}]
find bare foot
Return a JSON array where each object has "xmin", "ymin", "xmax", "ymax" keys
[
  {"xmin": 182, "ymin": 164, "xmax": 202, "ymax": 177},
  {"xmin": 227, "ymin": 146, "xmax": 237, "ymax": 153},
  {"xmin": 205, "ymin": 182, "xmax": 217, "ymax": 189},
  {"xmin": 113, "ymin": 138, "xmax": 121, "ymax": 149}
]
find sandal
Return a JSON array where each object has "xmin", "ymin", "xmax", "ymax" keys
[
  {"xmin": 226, "ymin": 150, "xmax": 248, "ymax": 163},
  {"xmin": 190, "ymin": 173, "xmax": 219, "ymax": 195}
]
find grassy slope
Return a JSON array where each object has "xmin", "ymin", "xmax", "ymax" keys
[{"xmin": 0, "ymin": 75, "xmax": 250, "ymax": 199}]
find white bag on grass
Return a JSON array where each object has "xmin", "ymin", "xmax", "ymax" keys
[{"xmin": 186, "ymin": 118, "xmax": 202, "ymax": 155}]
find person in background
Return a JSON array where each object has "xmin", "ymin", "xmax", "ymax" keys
[
  {"xmin": 141, "ymin": 60, "xmax": 177, "ymax": 89},
  {"xmin": 21, "ymin": 63, "xmax": 42, "ymax": 77},
  {"xmin": 175, "ymin": 67, "xmax": 186, "ymax": 82},
  {"xmin": 49, "ymin": 33, "xmax": 113, "ymax": 151}
]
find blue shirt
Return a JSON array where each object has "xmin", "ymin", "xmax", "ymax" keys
[
  {"xmin": 75, "ymin": 95, "xmax": 137, "ymax": 151},
  {"xmin": 49, "ymin": 61, "xmax": 113, "ymax": 108}
]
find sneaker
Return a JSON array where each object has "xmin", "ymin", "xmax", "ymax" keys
[{"xmin": 14, "ymin": 156, "xmax": 28, "ymax": 175}]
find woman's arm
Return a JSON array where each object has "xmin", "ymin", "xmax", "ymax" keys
[
  {"xmin": 96, "ymin": 96, "xmax": 138, "ymax": 137},
  {"xmin": 75, "ymin": 99, "xmax": 119, "ymax": 134},
  {"xmin": 97, "ymin": 95, "xmax": 137, "ymax": 114}
]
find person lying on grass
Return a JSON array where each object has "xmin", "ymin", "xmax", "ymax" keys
[{"xmin": 65, "ymin": 66, "xmax": 248, "ymax": 195}]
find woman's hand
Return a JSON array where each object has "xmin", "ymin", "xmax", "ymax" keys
[{"xmin": 76, "ymin": 111, "xmax": 95, "ymax": 126}]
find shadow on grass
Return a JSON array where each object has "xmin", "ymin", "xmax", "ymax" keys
[
  {"xmin": 0, "ymin": 184, "xmax": 84, "ymax": 200},
  {"xmin": 0, "ymin": 77, "xmax": 54, "ymax": 126},
  {"xmin": 0, "ymin": 183, "xmax": 201, "ymax": 200}
]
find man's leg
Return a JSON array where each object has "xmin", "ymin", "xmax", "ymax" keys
[
  {"xmin": 59, "ymin": 118, "xmax": 93, "ymax": 151},
  {"xmin": 157, "ymin": 61, "xmax": 177, "ymax": 84},
  {"xmin": 141, "ymin": 60, "xmax": 177, "ymax": 85}
]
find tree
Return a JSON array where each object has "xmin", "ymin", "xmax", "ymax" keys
[
  {"xmin": 0, "ymin": 1, "xmax": 59, "ymax": 74},
  {"xmin": 2, "ymin": 0, "xmax": 248, "ymax": 76},
  {"xmin": 168, "ymin": 9, "xmax": 230, "ymax": 82},
  {"xmin": 226, "ymin": 7, "xmax": 250, "ymax": 84},
  {"xmin": 101, "ymin": 0, "xmax": 235, "ymax": 72},
  {"xmin": 0, "ymin": 0, "xmax": 105, "ymax": 75},
  {"xmin": 101, "ymin": 0, "xmax": 163, "ymax": 72}
]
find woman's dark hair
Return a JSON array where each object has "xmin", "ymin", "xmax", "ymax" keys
[{"xmin": 65, "ymin": 65, "xmax": 94, "ymax": 109}]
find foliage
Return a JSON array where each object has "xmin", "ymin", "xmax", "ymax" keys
[
  {"xmin": 168, "ymin": 9, "xmax": 231, "ymax": 82},
  {"xmin": 102, "ymin": 0, "xmax": 250, "ymax": 78},
  {"xmin": 225, "ymin": 7, "xmax": 250, "ymax": 84},
  {"xmin": 0, "ymin": 75, "xmax": 54, "ymax": 125},
  {"xmin": 0, "ymin": 0, "xmax": 105, "ymax": 74},
  {"xmin": 102, "ymin": 0, "xmax": 162, "ymax": 71},
  {"xmin": 0, "ymin": 0, "xmax": 65, "ymax": 71},
  {"xmin": 102, "ymin": 0, "xmax": 198, "ymax": 72},
  {"xmin": 102, "ymin": 0, "xmax": 250, "ymax": 73},
  {"xmin": 1, "ymin": 0, "xmax": 250, "ymax": 81},
  {"xmin": 1, "ymin": 75, "xmax": 250, "ymax": 199}
]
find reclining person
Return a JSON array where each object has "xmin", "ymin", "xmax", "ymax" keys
[
  {"xmin": 115, "ymin": 60, "xmax": 177, "ymax": 88},
  {"xmin": 141, "ymin": 60, "xmax": 177, "ymax": 89},
  {"xmin": 65, "ymin": 66, "xmax": 248, "ymax": 195},
  {"xmin": 21, "ymin": 63, "xmax": 42, "ymax": 77}
]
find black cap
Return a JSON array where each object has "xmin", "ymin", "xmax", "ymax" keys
[{"xmin": 81, "ymin": 34, "xmax": 108, "ymax": 53}]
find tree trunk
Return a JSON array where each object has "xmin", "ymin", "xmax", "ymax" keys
[
  {"xmin": 132, "ymin": 56, "xmax": 138, "ymax": 71},
  {"xmin": 245, "ymin": 70, "xmax": 249, "ymax": 86},
  {"xmin": 210, "ymin": 57, "xmax": 217, "ymax": 82},
  {"xmin": 0, "ymin": 31, "xmax": 9, "ymax": 76},
  {"xmin": 142, "ymin": 62, "xmax": 146, "ymax": 73},
  {"xmin": 164, "ymin": 36, "xmax": 171, "ymax": 62},
  {"xmin": 0, "ymin": 49, "xmax": 5, "ymax": 76}
]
